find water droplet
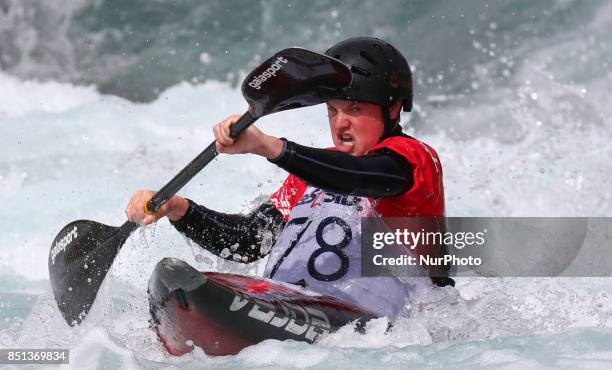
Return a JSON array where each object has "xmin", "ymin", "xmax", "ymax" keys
[{"xmin": 199, "ymin": 52, "xmax": 211, "ymax": 65}]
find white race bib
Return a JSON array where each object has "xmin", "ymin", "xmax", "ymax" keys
[{"xmin": 264, "ymin": 187, "xmax": 428, "ymax": 319}]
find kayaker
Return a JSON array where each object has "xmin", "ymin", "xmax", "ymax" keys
[{"xmin": 125, "ymin": 37, "xmax": 453, "ymax": 319}]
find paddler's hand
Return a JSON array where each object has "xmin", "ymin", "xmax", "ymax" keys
[
  {"xmin": 125, "ymin": 190, "xmax": 189, "ymax": 225},
  {"xmin": 213, "ymin": 114, "xmax": 284, "ymax": 159}
]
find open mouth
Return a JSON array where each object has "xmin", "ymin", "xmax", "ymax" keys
[{"xmin": 339, "ymin": 133, "xmax": 354, "ymax": 146}]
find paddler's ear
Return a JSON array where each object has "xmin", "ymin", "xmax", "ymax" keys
[{"xmin": 390, "ymin": 100, "xmax": 403, "ymax": 121}]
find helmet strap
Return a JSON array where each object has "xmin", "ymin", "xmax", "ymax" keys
[{"xmin": 380, "ymin": 105, "xmax": 402, "ymax": 140}]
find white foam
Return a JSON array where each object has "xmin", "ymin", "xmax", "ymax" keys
[{"xmin": 0, "ymin": 72, "xmax": 100, "ymax": 117}]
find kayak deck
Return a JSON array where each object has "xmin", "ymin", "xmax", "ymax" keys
[{"xmin": 148, "ymin": 258, "xmax": 377, "ymax": 356}]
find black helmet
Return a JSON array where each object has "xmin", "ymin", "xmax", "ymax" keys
[{"xmin": 324, "ymin": 37, "xmax": 413, "ymax": 138}]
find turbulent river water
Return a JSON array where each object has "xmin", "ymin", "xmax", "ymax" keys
[{"xmin": 1, "ymin": 0, "xmax": 611, "ymax": 368}]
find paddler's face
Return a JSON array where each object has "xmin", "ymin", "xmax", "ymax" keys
[{"xmin": 326, "ymin": 100, "xmax": 386, "ymax": 156}]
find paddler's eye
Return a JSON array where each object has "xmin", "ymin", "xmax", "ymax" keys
[
  {"xmin": 327, "ymin": 106, "xmax": 337, "ymax": 116},
  {"xmin": 350, "ymin": 107, "xmax": 361, "ymax": 113}
]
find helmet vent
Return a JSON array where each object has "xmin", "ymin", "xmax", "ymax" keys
[
  {"xmin": 350, "ymin": 65, "xmax": 371, "ymax": 77},
  {"xmin": 372, "ymin": 43, "xmax": 389, "ymax": 60},
  {"xmin": 359, "ymin": 51, "xmax": 378, "ymax": 65}
]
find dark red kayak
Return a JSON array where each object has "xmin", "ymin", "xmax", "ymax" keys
[{"xmin": 148, "ymin": 258, "xmax": 377, "ymax": 356}]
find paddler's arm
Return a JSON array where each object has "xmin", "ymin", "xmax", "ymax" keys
[
  {"xmin": 213, "ymin": 116, "xmax": 412, "ymax": 199},
  {"xmin": 170, "ymin": 199, "xmax": 286, "ymax": 263},
  {"xmin": 268, "ymin": 139, "xmax": 412, "ymax": 198}
]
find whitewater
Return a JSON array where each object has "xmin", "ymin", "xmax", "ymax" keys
[
  {"xmin": 1, "ymin": 0, "xmax": 612, "ymax": 368},
  {"xmin": 1, "ymin": 67, "xmax": 610, "ymax": 367}
]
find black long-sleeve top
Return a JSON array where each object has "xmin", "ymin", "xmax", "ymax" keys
[{"xmin": 171, "ymin": 139, "xmax": 412, "ymax": 258}]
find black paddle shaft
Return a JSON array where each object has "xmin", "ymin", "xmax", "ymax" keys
[
  {"xmin": 114, "ymin": 112, "xmax": 257, "ymax": 251},
  {"xmin": 145, "ymin": 111, "xmax": 256, "ymax": 214}
]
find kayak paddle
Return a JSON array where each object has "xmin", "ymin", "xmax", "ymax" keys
[{"xmin": 48, "ymin": 48, "xmax": 352, "ymax": 325}]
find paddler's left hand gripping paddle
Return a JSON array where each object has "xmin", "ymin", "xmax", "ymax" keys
[{"xmin": 48, "ymin": 48, "xmax": 352, "ymax": 325}]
